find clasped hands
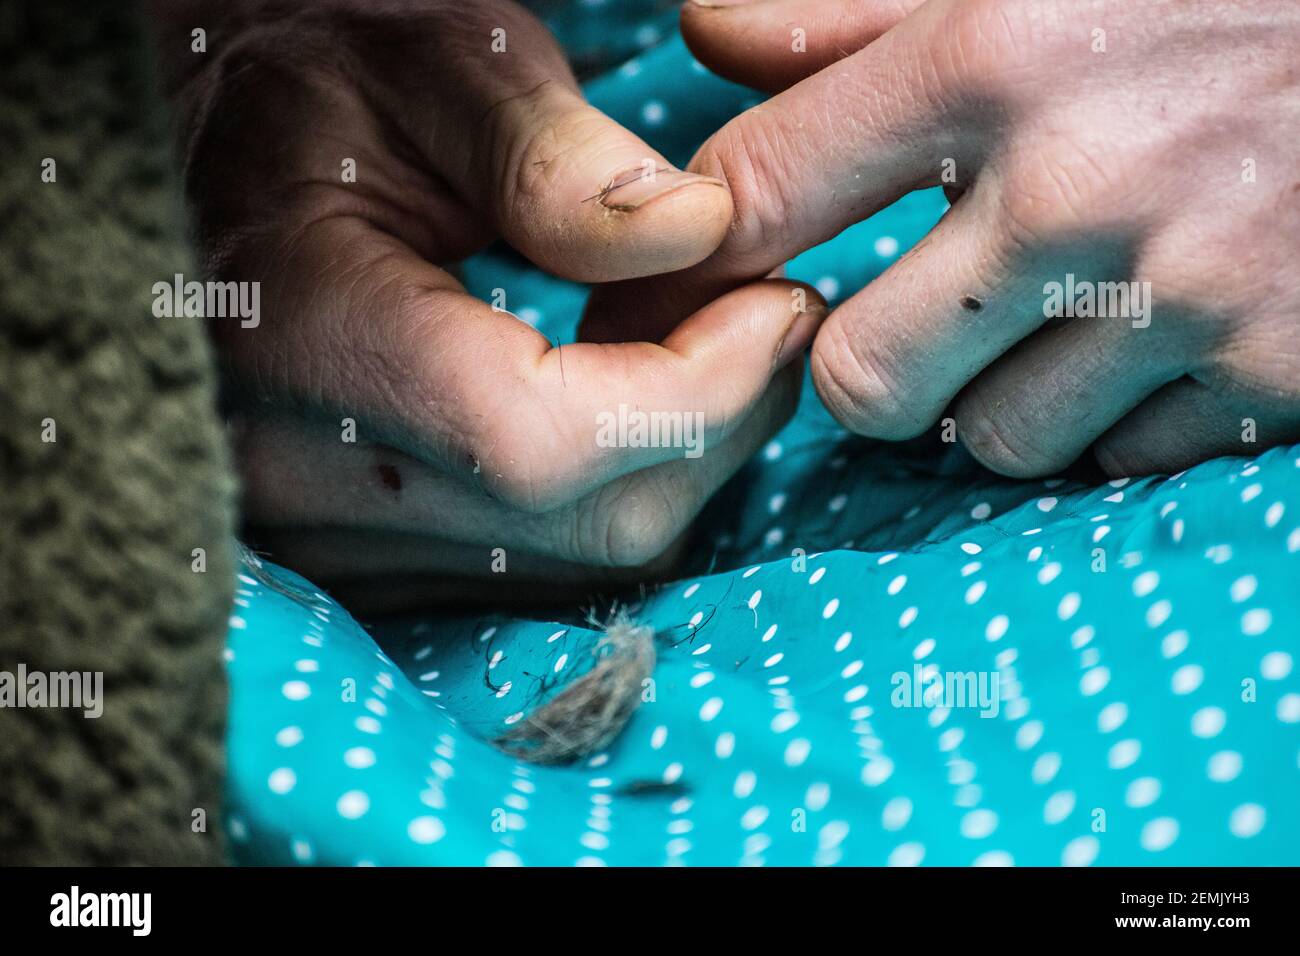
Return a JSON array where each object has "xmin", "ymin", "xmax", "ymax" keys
[{"xmin": 153, "ymin": 0, "xmax": 1300, "ymax": 609}]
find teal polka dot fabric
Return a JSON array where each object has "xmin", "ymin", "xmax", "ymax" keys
[{"xmin": 222, "ymin": 8, "xmax": 1300, "ymax": 866}]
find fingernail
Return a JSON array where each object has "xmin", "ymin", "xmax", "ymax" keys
[
  {"xmin": 774, "ymin": 297, "xmax": 829, "ymax": 370},
  {"xmin": 596, "ymin": 167, "xmax": 726, "ymax": 212}
]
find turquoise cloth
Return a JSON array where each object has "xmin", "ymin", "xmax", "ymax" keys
[{"xmin": 222, "ymin": 10, "xmax": 1300, "ymax": 866}]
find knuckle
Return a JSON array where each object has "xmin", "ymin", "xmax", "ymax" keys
[
  {"xmin": 997, "ymin": 138, "xmax": 1115, "ymax": 240},
  {"xmin": 1091, "ymin": 432, "xmax": 1146, "ymax": 480},
  {"xmin": 954, "ymin": 386, "xmax": 1058, "ymax": 478},
  {"xmin": 584, "ymin": 477, "xmax": 683, "ymax": 568},
  {"xmin": 475, "ymin": 421, "xmax": 571, "ymax": 514},
  {"xmin": 695, "ymin": 120, "xmax": 801, "ymax": 268},
  {"xmin": 810, "ymin": 322, "xmax": 926, "ymax": 438},
  {"xmin": 935, "ymin": 0, "xmax": 1047, "ymax": 94}
]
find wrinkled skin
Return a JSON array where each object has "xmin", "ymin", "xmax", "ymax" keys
[
  {"xmin": 150, "ymin": 0, "xmax": 823, "ymax": 611},
  {"xmin": 588, "ymin": 0, "xmax": 1300, "ymax": 479}
]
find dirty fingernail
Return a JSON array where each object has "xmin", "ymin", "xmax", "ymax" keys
[
  {"xmin": 597, "ymin": 167, "xmax": 726, "ymax": 212},
  {"xmin": 775, "ymin": 297, "xmax": 829, "ymax": 370}
]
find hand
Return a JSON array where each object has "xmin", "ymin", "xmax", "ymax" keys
[
  {"xmin": 154, "ymin": 0, "xmax": 824, "ymax": 611},
  {"xmin": 587, "ymin": 0, "xmax": 1300, "ymax": 478}
]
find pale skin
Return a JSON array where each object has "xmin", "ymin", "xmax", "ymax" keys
[
  {"xmin": 590, "ymin": 0, "xmax": 1300, "ymax": 479},
  {"xmin": 153, "ymin": 0, "xmax": 1300, "ymax": 609}
]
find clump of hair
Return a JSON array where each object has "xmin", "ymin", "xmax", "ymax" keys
[{"xmin": 494, "ymin": 611, "xmax": 655, "ymax": 766}]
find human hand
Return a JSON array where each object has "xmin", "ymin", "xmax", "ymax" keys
[
  {"xmin": 587, "ymin": 0, "xmax": 1300, "ymax": 478},
  {"xmin": 153, "ymin": 0, "xmax": 824, "ymax": 610}
]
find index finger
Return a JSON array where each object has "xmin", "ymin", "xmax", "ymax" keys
[
  {"xmin": 220, "ymin": 214, "xmax": 826, "ymax": 513},
  {"xmin": 582, "ymin": 0, "xmax": 988, "ymax": 344}
]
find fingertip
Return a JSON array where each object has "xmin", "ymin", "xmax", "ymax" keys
[{"xmin": 591, "ymin": 171, "xmax": 734, "ymax": 279}]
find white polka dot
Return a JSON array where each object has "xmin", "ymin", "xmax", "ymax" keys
[
  {"xmin": 1207, "ymin": 750, "xmax": 1242, "ymax": 782},
  {"xmin": 1161, "ymin": 630, "xmax": 1188, "ymax": 658},
  {"xmin": 1037, "ymin": 496, "xmax": 1058, "ymax": 513},
  {"xmin": 1261, "ymin": 651, "xmax": 1292, "ymax": 680},
  {"xmin": 1058, "ymin": 593, "xmax": 1081, "ymax": 620},
  {"xmin": 1230, "ymin": 575, "xmax": 1257, "ymax": 602},
  {"xmin": 822, "ymin": 599, "xmax": 840, "ymax": 619},
  {"xmin": 1133, "ymin": 571, "xmax": 1159, "ymax": 597},
  {"xmin": 985, "ymin": 615, "xmax": 1009, "ymax": 641},
  {"xmin": 1043, "ymin": 790, "xmax": 1076, "ymax": 824},
  {"xmin": 1191, "ymin": 707, "xmax": 1226, "ymax": 738},
  {"xmin": 971, "ymin": 502, "xmax": 992, "ymax": 520},
  {"xmin": 276, "ymin": 726, "xmax": 303, "ymax": 747},
  {"xmin": 965, "ymin": 581, "xmax": 987, "ymax": 604},
  {"xmin": 740, "ymin": 806, "xmax": 769, "ymax": 830},
  {"xmin": 1062, "ymin": 835, "xmax": 1099, "ymax": 867},
  {"xmin": 899, "ymin": 606, "xmax": 918, "ymax": 628},
  {"xmin": 1171, "ymin": 664, "xmax": 1203, "ymax": 694},
  {"xmin": 881, "ymin": 797, "xmax": 912, "ymax": 831},
  {"xmin": 640, "ymin": 100, "xmax": 666, "ymax": 125},
  {"xmin": 1229, "ymin": 803, "xmax": 1265, "ymax": 838},
  {"xmin": 733, "ymin": 771, "xmax": 757, "ymax": 799},
  {"xmin": 771, "ymin": 711, "xmax": 800, "ymax": 733},
  {"xmin": 1108, "ymin": 739, "xmax": 1140, "ymax": 769},
  {"xmin": 784, "ymin": 739, "xmax": 811, "ymax": 767},
  {"xmin": 960, "ymin": 809, "xmax": 998, "ymax": 839},
  {"xmin": 1278, "ymin": 694, "xmax": 1300, "ymax": 723},
  {"xmin": 337, "ymin": 790, "xmax": 369, "ymax": 819},
  {"xmin": 874, "ymin": 236, "xmax": 900, "ymax": 258},
  {"xmin": 887, "ymin": 574, "xmax": 907, "ymax": 595},
  {"xmin": 973, "ymin": 851, "xmax": 1015, "ymax": 867},
  {"xmin": 699, "ymin": 697, "xmax": 723, "ymax": 722},
  {"xmin": 281, "ymin": 680, "xmax": 310, "ymax": 701},
  {"xmin": 1125, "ymin": 777, "xmax": 1161, "ymax": 808},
  {"xmin": 407, "ymin": 816, "xmax": 445, "ymax": 845},
  {"xmin": 1140, "ymin": 817, "xmax": 1179, "ymax": 852},
  {"xmin": 814, "ymin": 276, "xmax": 840, "ymax": 300},
  {"xmin": 861, "ymin": 756, "xmax": 894, "ymax": 787},
  {"xmin": 1242, "ymin": 608, "xmax": 1272, "ymax": 635},
  {"xmin": 1080, "ymin": 666, "xmax": 1110, "ymax": 696},
  {"xmin": 268, "ymin": 768, "xmax": 296, "ymax": 794},
  {"xmin": 888, "ymin": 842, "xmax": 925, "ymax": 866},
  {"xmin": 1146, "ymin": 600, "xmax": 1172, "ymax": 628},
  {"xmin": 1015, "ymin": 720, "xmax": 1043, "ymax": 750},
  {"xmin": 805, "ymin": 782, "xmax": 831, "ymax": 811},
  {"xmin": 715, "ymin": 732, "xmax": 736, "ymax": 758},
  {"xmin": 344, "ymin": 746, "xmax": 375, "ymax": 769},
  {"xmin": 355, "ymin": 716, "xmax": 381, "ymax": 734},
  {"xmin": 1032, "ymin": 752, "xmax": 1062, "ymax": 785}
]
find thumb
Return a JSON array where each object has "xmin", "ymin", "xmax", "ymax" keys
[
  {"xmin": 473, "ymin": 81, "xmax": 734, "ymax": 283},
  {"xmin": 682, "ymin": 0, "xmax": 925, "ymax": 93},
  {"xmin": 363, "ymin": 0, "xmax": 732, "ymax": 282}
]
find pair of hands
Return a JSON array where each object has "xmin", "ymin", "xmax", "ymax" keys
[{"xmin": 154, "ymin": 0, "xmax": 1300, "ymax": 610}]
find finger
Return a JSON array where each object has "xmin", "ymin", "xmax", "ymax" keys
[
  {"xmin": 235, "ymin": 361, "xmax": 804, "ymax": 566},
  {"xmin": 358, "ymin": 0, "xmax": 733, "ymax": 281},
  {"xmin": 249, "ymin": 526, "xmax": 686, "ymax": 585},
  {"xmin": 1092, "ymin": 379, "xmax": 1300, "ymax": 478},
  {"xmin": 220, "ymin": 214, "xmax": 823, "ymax": 511},
  {"xmin": 582, "ymin": 1, "xmax": 989, "ymax": 343},
  {"xmin": 682, "ymin": 0, "xmax": 926, "ymax": 94},
  {"xmin": 807, "ymin": 186, "xmax": 1139, "ymax": 443},
  {"xmin": 952, "ymin": 309, "xmax": 1189, "ymax": 478}
]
